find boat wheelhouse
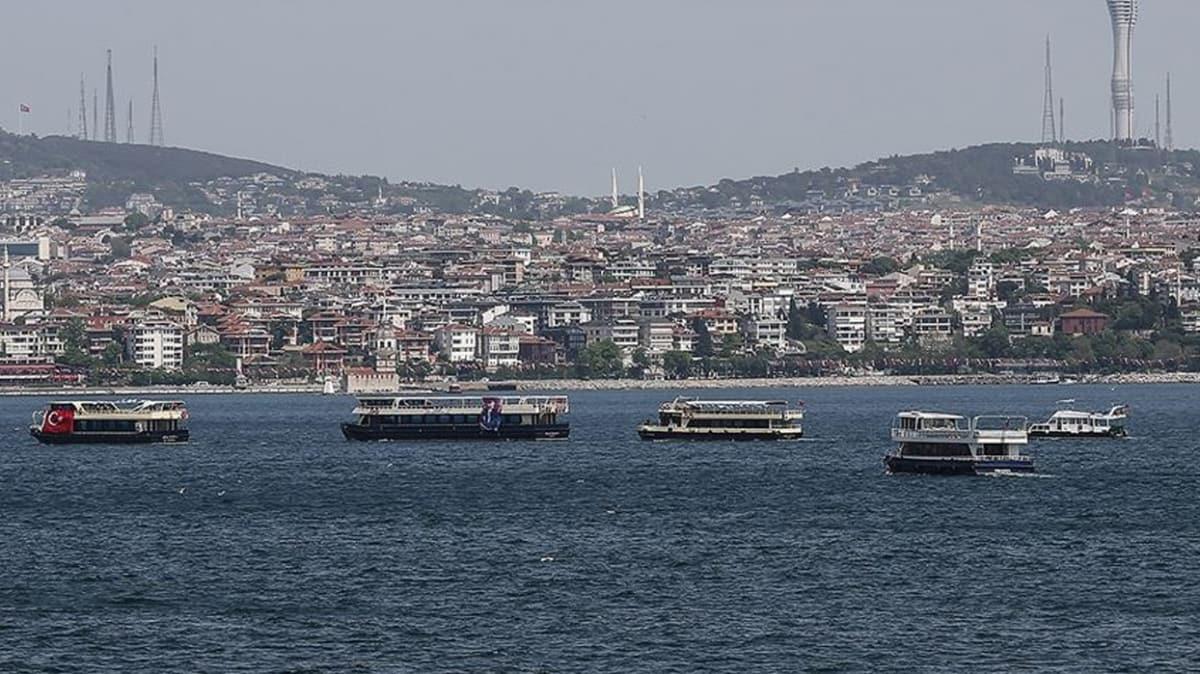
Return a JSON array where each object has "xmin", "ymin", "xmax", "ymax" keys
[
  {"xmin": 1029, "ymin": 404, "xmax": 1128, "ymax": 438},
  {"xmin": 885, "ymin": 411, "xmax": 1031, "ymax": 475},
  {"xmin": 341, "ymin": 395, "xmax": 570, "ymax": 441},
  {"xmin": 637, "ymin": 398, "xmax": 804, "ymax": 441},
  {"xmin": 30, "ymin": 400, "xmax": 190, "ymax": 444}
]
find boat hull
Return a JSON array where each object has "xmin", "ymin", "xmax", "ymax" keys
[
  {"xmin": 341, "ymin": 422, "xmax": 569, "ymax": 441},
  {"xmin": 29, "ymin": 428, "xmax": 190, "ymax": 445},
  {"xmin": 1028, "ymin": 428, "xmax": 1125, "ymax": 438},
  {"xmin": 884, "ymin": 454, "xmax": 1035, "ymax": 476},
  {"xmin": 637, "ymin": 427, "xmax": 803, "ymax": 441}
]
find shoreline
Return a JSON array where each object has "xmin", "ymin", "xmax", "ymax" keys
[
  {"xmin": 512, "ymin": 372, "xmax": 1200, "ymax": 391},
  {"xmin": 2, "ymin": 372, "xmax": 1198, "ymax": 397}
]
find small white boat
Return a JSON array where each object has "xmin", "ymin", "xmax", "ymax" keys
[
  {"xmin": 885, "ymin": 411, "xmax": 1032, "ymax": 475},
  {"xmin": 1029, "ymin": 404, "xmax": 1128, "ymax": 438}
]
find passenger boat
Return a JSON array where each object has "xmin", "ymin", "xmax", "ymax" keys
[
  {"xmin": 29, "ymin": 400, "xmax": 190, "ymax": 444},
  {"xmin": 636, "ymin": 398, "xmax": 804, "ymax": 441},
  {"xmin": 1028, "ymin": 403, "xmax": 1128, "ymax": 438},
  {"xmin": 884, "ymin": 411, "xmax": 1031, "ymax": 475},
  {"xmin": 341, "ymin": 395, "xmax": 569, "ymax": 441}
]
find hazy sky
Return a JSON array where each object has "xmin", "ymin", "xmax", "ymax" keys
[{"xmin": 4, "ymin": 1, "xmax": 1199, "ymax": 195}]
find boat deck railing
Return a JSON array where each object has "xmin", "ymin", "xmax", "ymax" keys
[{"xmin": 356, "ymin": 395, "xmax": 569, "ymax": 413}]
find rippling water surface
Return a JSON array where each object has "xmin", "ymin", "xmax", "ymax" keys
[{"xmin": 2, "ymin": 384, "xmax": 1199, "ymax": 672}]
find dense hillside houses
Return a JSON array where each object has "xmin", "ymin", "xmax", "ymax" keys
[{"xmin": 4, "ymin": 187, "xmax": 1200, "ymax": 387}]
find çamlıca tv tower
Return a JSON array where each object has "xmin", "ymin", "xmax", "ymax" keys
[{"xmin": 1107, "ymin": 0, "xmax": 1137, "ymax": 142}]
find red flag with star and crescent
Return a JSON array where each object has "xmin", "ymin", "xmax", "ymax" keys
[{"xmin": 42, "ymin": 407, "xmax": 74, "ymax": 434}]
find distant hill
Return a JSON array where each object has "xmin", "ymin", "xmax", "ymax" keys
[
  {"xmin": 5, "ymin": 128, "xmax": 1200, "ymax": 216},
  {"xmin": 0, "ymin": 130, "xmax": 295, "ymax": 184},
  {"xmin": 657, "ymin": 141, "xmax": 1200, "ymax": 212}
]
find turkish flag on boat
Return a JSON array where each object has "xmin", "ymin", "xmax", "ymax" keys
[
  {"xmin": 19, "ymin": 104, "xmax": 30, "ymax": 113},
  {"xmin": 42, "ymin": 407, "xmax": 74, "ymax": 434}
]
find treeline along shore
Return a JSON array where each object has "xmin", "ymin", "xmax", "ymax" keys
[{"xmin": 2, "ymin": 371, "xmax": 1197, "ymax": 397}]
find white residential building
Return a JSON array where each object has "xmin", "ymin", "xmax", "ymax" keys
[
  {"xmin": 867, "ymin": 303, "xmax": 903, "ymax": 346},
  {"xmin": 127, "ymin": 320, "xmax": 185, "ymax": 370},
  {"xmin": 433, "ymin": 324, "xmax": 479, "ymax": 363},
  {"xmin": 827, "ymin": 303, "xmax": 868, "ymax": 353},
  {"xmin": 478, "ymin": 329, "xmax": 520, "ymax": 369},
  {"xmin": 742, "ymin": 316, "xmax": 788, "ymax": 351},
  {"xmin": 968, "ymin": 261, "xmax": 996, "ymax": 299}
]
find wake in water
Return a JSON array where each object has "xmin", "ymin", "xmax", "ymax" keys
[{"xmin": 986, "ymin": 469, "xmax": 1055, "ymax": 479}]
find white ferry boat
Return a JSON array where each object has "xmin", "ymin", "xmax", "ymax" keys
[
  {"xmin": 1029, "ymin": 404, "xmax": 1128, "ymax": 438},
  {"xmin": 341, "ymin": 395, "xmax": 569, "ymax": 440},
  {"xmin": 30, "ymin": 400, "xmax": 190, "ymax": 444},
  {"xmin": 885, "ymin": 411, "xmax": 1031, "ymax": 475},
  {"xmin": 637, "ymin": 398, "xmax": 804, "ymax": 441}
]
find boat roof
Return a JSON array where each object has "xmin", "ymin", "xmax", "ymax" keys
[
  {"xmin": 678, "ymin": 399, "xmax": 788, "ymax": 407},
  {"xmin": 50, "ymin": 399, "xmax": 185, "ymax": 406},
  {"xmin": 896, "ymin": 410, "xmax": 964, "ymax": 420},
  {"xmin": 357, "ymin": 395, "xmax": 565, "ymax": 402}
]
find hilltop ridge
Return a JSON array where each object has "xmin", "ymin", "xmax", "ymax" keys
[{"xmin": 4, "ymin": 128, "xmax": 1200, "ymax": 216}]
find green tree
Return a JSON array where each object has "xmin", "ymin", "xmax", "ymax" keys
[
  {"xmin": 185, "ymin": 343, "xmax": 238, "ymax": 369},
  {"xmin": 720, "ymin": 332, "xmax": 745, "ymax": 358},
  {"xmin": 786, "ymin": 298, "xmax": 805, "ymax": 340},
  {"xmin": 692, "ymin": 317, "xmax": 715, "ymax": 358},
  {"xmin": 124, "ymin": 212, "xmax": 150, "ymax": 229},
  {"xmin": 861, "ymin": 256, "xmax": 899, "ymax": 276},
  {"xmin": 101, "ymin": 341, "xmax": 124, "ymax": 366},
  {"xmin": 662, "ymin": 351, "xmax": 693, "ymax": 379},
  {"xmin": 574, "ymin": 339, "xmax": 625, "ymax": 379},
  {"xmin": 109, "ymin": 237, "xmax": 132, "ymax": 259},
  {"xmin": 57, "ymin": 318, "xmax": 93, "ymax": 367},
  {"xmin": 973, "ymin": 323, "xmax": 1012, "ymax": 359}
]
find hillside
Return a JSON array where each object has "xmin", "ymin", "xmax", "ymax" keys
[
  {"xmin": 657, "ymin": 141, "xmax": 1200, "ymax": 212},
  {"xmin": 5, "ymin": 128, "xmax": 1200, "ymax": 217},
  {"xmin": 0, "ymin": 130, "xmax": 295, "ymax": 184}
]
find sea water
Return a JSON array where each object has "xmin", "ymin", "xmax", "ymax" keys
[{"xmin": 1, "ymin": 384, "xmax": 1198, "ymax": 671}]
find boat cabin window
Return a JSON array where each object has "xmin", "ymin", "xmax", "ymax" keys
[
  {"xmin": 918, "ymin": 417, "xmax": 960, "ymax": 431},
  {"xmin": 901, "ymin": 442, "xmax": 971, "ymax": 458}
]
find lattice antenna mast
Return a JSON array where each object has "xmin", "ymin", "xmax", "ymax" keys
[
  {"xmin": 1041, "ymin": 35, "xmax": 1057, "ymax": 144},
  {"xmin": 149, "ymin": 46, "xmax": 164, "ymax": 146},
  {"xmin": 126, "ymin": 99, "xmax": 134, "ymax": 143},
  {"xmin": 1165, "ymin": 73, "xmax": 1174, "ymax": 151},
  {"xmin": 78, "ymin": 75, "xmax": 88, "ymax": 140},
  {"xmin": 1155, "ymin": 95, "xmax": 1161, "ymax": 148},
  {"xmin": 103, "ymin": 49, "xmax": 117, "ymax": 142},
  {"xmin": 93, "ymin": 89, "xmax": 98, "ymax": 141}
]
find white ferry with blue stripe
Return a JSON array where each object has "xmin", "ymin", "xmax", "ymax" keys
[
  {"xmin": 341, "ymin": 395, "xmax": 570, "ymax": 441},
  {"xmin": 885, "ymin": 411, "xmax": 1032, "ymax": 475}
]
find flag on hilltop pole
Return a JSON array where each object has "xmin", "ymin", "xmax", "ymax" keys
[{"xmin": 18, "ymin": 103, "xmax": 31, "ymax": 135}]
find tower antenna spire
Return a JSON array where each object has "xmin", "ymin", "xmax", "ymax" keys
[
  {"xmin": 1165, "ymin": 72, "xmax": 1174, "ymax": 151},
  {"xmin": 126, "ymin": 99, "xmax": 134, "ymax": 143},
  {"xmin": 78, "ymin": 74, "xmax": 88, "ymax": 140},
  {"xmin": 610, "ymin": 168, "xmax": 618, "ymax": 209},
  {"xmin": 1155, "ymin": 95, "xmax": 1161, "ymax": 148},
  {"xmin": 1041, "ymin": 35, "xmax": 1057, "ymax": 144},
  {"xmin": 637, "ymin": 166, "xmax": 645, "ymax": 220},
  {"xmin": 1107, "ymin": 0, "xmax": 1138, "ymax": 142},
  {"xmin": 149, "ymin": 46, "xmax": 164, "ymax": 146},
  {"xmin": 104, "ymin": 49, "xmax": 117, "ymax": 142}
]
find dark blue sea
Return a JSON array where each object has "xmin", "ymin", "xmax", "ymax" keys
[{"xmin": 2, "ymin": 384, "xmax": 1199, "ymax": 672}]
